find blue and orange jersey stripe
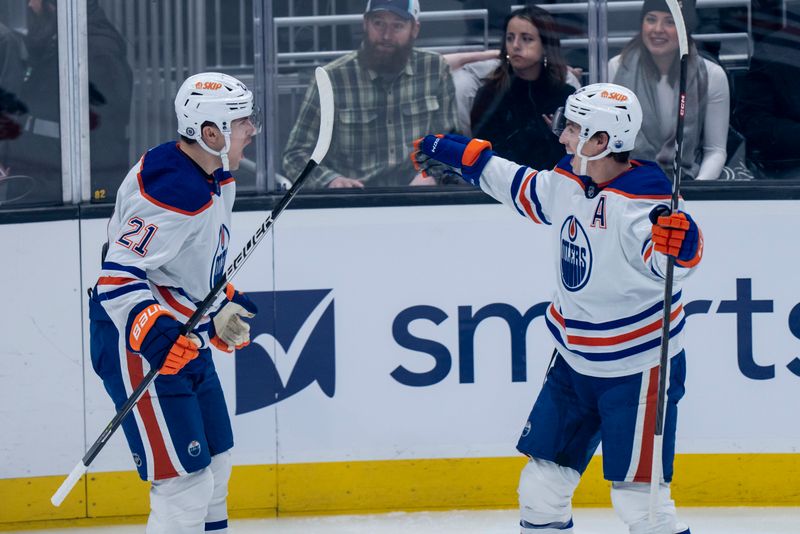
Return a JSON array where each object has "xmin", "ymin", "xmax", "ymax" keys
[
  {"xmin": 511, "ymin": 167, "xmax": 549, "ymax": 225},
  {"xmin": 95, "ymin": 262, "xmax": 150, "ymax": 302},
  {"xmin": 155, "ymin": 286, "xmax": 196, "ymax": 320},
  {"xmin": 545, "ymin": 296, "xmax": 685, "ymax": 362}
]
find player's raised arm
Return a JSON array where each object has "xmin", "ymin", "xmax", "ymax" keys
[{"xmin": 411, "ymin": 133, "xmax": 554, "ymax": 225}]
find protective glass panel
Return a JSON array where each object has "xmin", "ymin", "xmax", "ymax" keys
[
  {"xmin": 0, "ymin": 1, "xmax": 63, "ymax": 209},
  {"xmin": 275, "ymin": 2, "xmax": 593, "ymax": 191},
  {"xmin": 90, "ymin": 0, "xmax": 257, "ymax": 203},
  {"xmin": 605, "ymin": 0, "xmax": 752, "ymax": 182},
  {"xmin": 729, "ymin": 0, "xmax": 800, "ymax": 180}
]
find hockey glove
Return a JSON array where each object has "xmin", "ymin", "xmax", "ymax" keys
[
  {"xmin": 129, "ymin": 304, "xmax": 200, "ymax": 375},
  {"xmin": 651, "ymin": 209, "xmax": 703, "ymax": 266},
  {"xmin": 411, "ymin": 133, "xmax": 469, "ymax": 181},
  {"xmin": 209, "ymin": 283, "xmax": 259, "ymax": 352},
  {"xmin": 412, "ymin": 134, "xmax": 494, "ymax": 186}
]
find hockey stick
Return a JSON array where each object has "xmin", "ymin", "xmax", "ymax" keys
[
  {"xmin": 51, "ymin": 66, "xmax": 334, "ymax": 507},
  {"xmin": 649, "ymin": 0, "xmax": 689, "ymax": 524}
]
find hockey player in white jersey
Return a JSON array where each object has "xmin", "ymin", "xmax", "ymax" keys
[
  {"xmin": 88, "ymin": 72, "xmax": 260, "ymax": 534},
  {"xmin": 413, "ymin": 83, "xmax": 701, "ymax": 534}
]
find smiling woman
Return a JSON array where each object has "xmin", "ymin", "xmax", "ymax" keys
[{"xmin": 609, "ymin": 0, "xmax": 730, "ymax": 181}]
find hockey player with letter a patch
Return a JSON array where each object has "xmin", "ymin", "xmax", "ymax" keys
[{"xmin": 413, "ymin": 83, "xmax": 701, "ymax": 534}]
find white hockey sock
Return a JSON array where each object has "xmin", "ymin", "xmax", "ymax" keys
[
  {"xmin": 518, "ymin": 458, "xmax": 580, "ymax": 533},
  {"xmin": 146, "ymin": 467, "xmax": 214, "ymax": 534},
  {"xmin": 611, "ymin": 481, "xmax": 677, "ymax": 534},
  {"xmin": 205, "ymin": 450, "xmax": 233, "ymax": 533}
]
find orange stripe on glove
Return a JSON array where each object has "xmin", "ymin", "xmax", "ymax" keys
[
  {"xmin": 461, "ymin": 139, "xmax": 492, "ymax": 167},
  {"xmin": 129, "ymin": 304, "xmax": 173, "ymax": 352},
  {"xmin": 129, "ymin": 304, "xmax": 199, "ymax": 375}
]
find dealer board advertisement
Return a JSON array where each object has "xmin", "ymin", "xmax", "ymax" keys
[{"xmin": 1, "ymin": 200, "xmax": 798, "ymax": 521}]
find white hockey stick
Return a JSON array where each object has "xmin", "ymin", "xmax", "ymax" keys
[
  {"xmin": 51, "ymin": 66, "xmax": 334, "ymax": 507},
  {"xmin": 649, "ymin": 0, "xmax": 689, "ymax": 524}
]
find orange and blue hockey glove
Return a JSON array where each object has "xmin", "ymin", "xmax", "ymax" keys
[
  {"xmin": 128, "ymin": 304, "xmax": 200, "ymax": 375},
  {"xmin": 412, "ymin": 133, "xmax": 493, "ymax": 186},
  {"xmin": 651, "ymin": 209, "xmax": 703, "ymax": 267},
  {"xmin": 209, "ymin": 283, "xmax": 259, "ymax": 352}
]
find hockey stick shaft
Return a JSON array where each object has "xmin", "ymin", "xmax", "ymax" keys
[
  {"xmin": 650, "ymin": 0, "xmax": 689, "ymax": 523},
  {"xmin": 51, "ymin": 67, "xmax": 334, "ymax": 507}
]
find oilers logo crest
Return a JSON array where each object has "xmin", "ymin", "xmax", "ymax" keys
[
  {"xmin": 210, "ymin": 224, "xmax": 230, "ymax": 288},
  {"xmin": 560, "ymin": 216, "xmax": 592, "ymax": 292},
  {"xmin": 187, "ymin": 440, "xmax": 201, "ymax": 457}
]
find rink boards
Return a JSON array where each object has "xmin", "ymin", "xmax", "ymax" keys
[{"xmin": 2, "ymin": 201, "xmax": 800, "ymax": 527}]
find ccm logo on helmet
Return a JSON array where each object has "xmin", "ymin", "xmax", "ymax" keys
[
  {"xmin": 195, "ymin": 81, "xmax": 223, "ymax": 90},
  {"xmin": 600, "ymin": 90, "xmax": 628, "ymax": 102}
]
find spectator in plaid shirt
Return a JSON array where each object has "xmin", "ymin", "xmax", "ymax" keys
[{"xmin": 282, "ymin": 0, "xmax": 459, "ymax": 188}]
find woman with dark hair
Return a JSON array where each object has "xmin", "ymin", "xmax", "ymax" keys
[
  {"xmin": 469, "ymin": 6, "xmax": 575, "ymax": 170},
  {"xmin": 610, "ymin": 0, "xmax": 729, "ymax": 181}
]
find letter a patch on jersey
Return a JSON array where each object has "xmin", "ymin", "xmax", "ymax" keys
[{"xmin": 591, "ymin": 195, "xmax": 607, "ymax": 229}]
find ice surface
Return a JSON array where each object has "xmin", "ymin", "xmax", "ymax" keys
[{"xmin": 9, "ymin": 507, "xmax": 800, "ymax": 533}]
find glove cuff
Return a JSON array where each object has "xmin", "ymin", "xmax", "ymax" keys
[
  {"xmin": 462, "ymin": 139, "xmax": 492, "ymax": 166},
  {"xmin": 210, "ymin": 335, "xmax": 234, "ymax": 353},
  {"xmin": 129, "ymin": 304, "xmax": 175, "ymax": 352},
  {"xmin": 225, "ymin": 283, "xmax": 236, "ymax": 300}
]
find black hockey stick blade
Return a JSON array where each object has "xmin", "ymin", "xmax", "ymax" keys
[{"xmin": 51, "ymin": 67, "xmax": 334, "ymax": 507}]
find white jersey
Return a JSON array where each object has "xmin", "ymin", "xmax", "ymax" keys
[
  {"xmin": 93, "ymin": 142, "xmax": 235, "ymax": 344},
  {"xmin": 480, "ymin": 154, "xmax": 702, "ymax": 378}
]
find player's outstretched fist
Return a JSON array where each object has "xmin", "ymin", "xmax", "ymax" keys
[
  {"xmin": 412, "ymin": 134, "xmax": 494, "ymax": 186},
  {"xmin": 651, "ymin": 209, "xmax": 703, "ymax": 267},
  {"xmin": 128, "ymin": 304, "xmax": 200, "ymax": 374}
]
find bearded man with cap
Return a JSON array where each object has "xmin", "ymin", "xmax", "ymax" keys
[
  {"xmin": 282, "ymin": 0, "xmax": 458, "ymax": 188},
  {"xmin": 609, "ymin": 0, "xmax": 730, "ymax": 182},
  {"xmin": 413, "ymin": 83, "xmax": 702, "ymax": 534}
]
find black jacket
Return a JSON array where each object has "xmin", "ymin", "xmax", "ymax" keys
[
  {"xmin": 471, "ymin": 74, "xmax": 575, "ymax": 170},
  {"xmin": 734, "ymin": 26, "xmax": 800, "ymax": 170}
]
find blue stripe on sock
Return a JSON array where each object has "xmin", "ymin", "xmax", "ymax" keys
[
  {"xmin": 205, "ymin": 519, "xmax": 228, "ymax": 531},
  {"xmin": 520, "ymin": 517, "xmax": 574, "ymax": 529}
]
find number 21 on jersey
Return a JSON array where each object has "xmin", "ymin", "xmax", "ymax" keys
[{"xmin": 117, "ymin": 216, "xmax": 158, "ymax": 257}]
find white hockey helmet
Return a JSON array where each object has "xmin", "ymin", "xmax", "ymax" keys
[
  {"xmin": 174, "ymin": 72, "xmax": 260, "ymax": 170},
  {"xmin": 564, "ymin": 83, "xmax": 642, "ymax": 161}
]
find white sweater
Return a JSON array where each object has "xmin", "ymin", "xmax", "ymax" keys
[{"xmin": 609, "ymin": 55, "xmax": 730, "ymax": 181}]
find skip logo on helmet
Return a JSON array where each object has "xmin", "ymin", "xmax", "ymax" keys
[
  {"xmin": 195, "ymin": 81, "xmax": 223, "ymax": 91},
  {"xmin": 600, "ymin": 90, "xmax": 629, "ymax": 102}
]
